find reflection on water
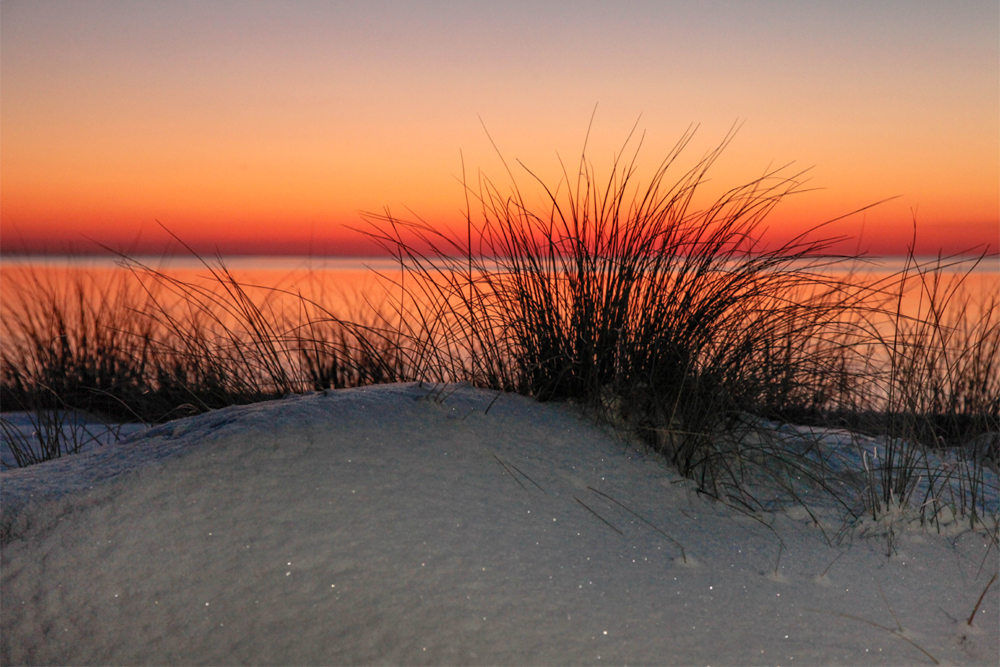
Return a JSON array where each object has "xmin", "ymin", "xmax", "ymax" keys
[
  {"xmin": 0, "ymin": 256, "xmax": 403, "ymax": 330},
  {"xmin": 2, "ymin": 254, "xmax": 996, "ymax": 324}
]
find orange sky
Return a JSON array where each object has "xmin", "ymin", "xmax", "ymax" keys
[{"xmin": 2, "ymin": 1, "xmax": 997, "ymax": 257}]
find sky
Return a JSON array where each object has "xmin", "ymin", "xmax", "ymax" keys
[{"xmin": 1, "ymin": 0, "xmax": 997, "ymax": 257}]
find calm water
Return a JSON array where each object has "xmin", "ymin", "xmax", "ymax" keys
[
  {"xmin": 2, "ymin": 253, "xmax": 996, "ymax": 301},
  {"xmin": 2, "ymin": 253, "xmax": 997, "ymax": 339},
  {"xmin": 0, "ymin": 256, "xmax": 404, "ymax": 325}
]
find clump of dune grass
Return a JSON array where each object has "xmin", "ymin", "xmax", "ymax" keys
[
  {"xmin": 0, "ymin": 253, "xmax": 417, "ymax": 466},
  {"xmin": 0, "ymin": 264, "xmax": 163, "ymax": 421},
  {"xmin": 881, "ymin": 251, "xmax": 999, "ymax": 450},
  {"xmin": 114, "ymin": 233, "xmax": 414, "ymax": 405},
  {"xmin": 361, "ymin": 123, "xmax": 888, "ymax": 512},
  {"xmin": 847, "ymin": 246, "xmax": 999, "ymax": 529},
  {"xmin": 358, "ymin": 123, "xmax": 1000, "ymax": 530}
]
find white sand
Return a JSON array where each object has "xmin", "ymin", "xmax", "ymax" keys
[{"xmin": 2, "ymin": 383, "xmax": 997, "ymax": 665}]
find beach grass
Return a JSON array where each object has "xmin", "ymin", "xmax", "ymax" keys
[
  {"xmin": 2, "ymin": 129, "xmax": 997, "ymax": 528},
  {"xmin": 359, "ymin": 126, "xmax": 998, "ymax": 524}
]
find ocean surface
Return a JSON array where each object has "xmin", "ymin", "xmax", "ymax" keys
[{"xmin": 2, "ymin": 253, "xmax": 997, "ymax": 324}]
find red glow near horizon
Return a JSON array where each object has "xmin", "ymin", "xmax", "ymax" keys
[
  {"xmin": 2, "ymin": 3, "xmax": 996, "ymax": 261},
  {"xmin": 2, "ymin": 211, "xmax": 996, "ymax": 260}
]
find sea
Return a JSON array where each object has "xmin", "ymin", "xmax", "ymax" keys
[{"xmin": 1, "ymin": 253, "xmax": 996, "ymax": 324}]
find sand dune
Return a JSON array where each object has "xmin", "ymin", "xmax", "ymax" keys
[{"xmin": 2, "ymin": 383, "xmax": 997, "ymax": 665}]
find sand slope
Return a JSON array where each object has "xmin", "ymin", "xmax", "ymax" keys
[{"xmin": 2, "ymin": 383, "xmax": 997, "ymax": 665}]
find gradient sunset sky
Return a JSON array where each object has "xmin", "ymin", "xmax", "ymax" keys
[{"xmin": 2, "ymin": 0, "xmax": 997, "ymax": 256}]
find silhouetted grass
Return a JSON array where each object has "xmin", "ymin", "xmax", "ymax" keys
[
  {"xmin": 362, "ymin": 127, "xmax": 869, "ymax": 504},
  {"xmin": 846, "ymin": 248, "xmax": 999, "ymax": 529},
  {"xmin": 1, "ymin": 127, "xmax": 996, "ymax": 530},
  {"xmin": 1, "ymin": 254, "xmax": 409, "ymax": 428},
  {"xmin": 0, "ymin": 265, "xmax": 163, "ymax": 421},
  {"xmin": 359, "ymin": 126, "xmax": 996, "ymax": 525}
]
